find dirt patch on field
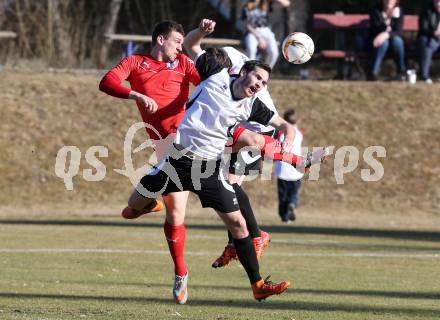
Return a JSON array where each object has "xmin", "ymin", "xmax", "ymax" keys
[{"xmin": 1, "ymin": 71, "xmax": 439, "ymax": 218}]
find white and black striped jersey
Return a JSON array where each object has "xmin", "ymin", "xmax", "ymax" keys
[
  {"xmin": 222, "ymin": 46, "xmax": 277, "ymax": 134},
  {"xmin": 174, "ymin": 50, "xmax": 276, "ymax": 160}
]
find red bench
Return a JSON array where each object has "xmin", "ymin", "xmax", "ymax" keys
[{"xmin": 313, "ymin": 13, "xmax": 419, "ymax": 78}]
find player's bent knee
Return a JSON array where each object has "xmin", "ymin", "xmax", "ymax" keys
[
  {"xmin": 165, "ymin": 209, "xmax": 185, "ymax": 225},
  {"xmin": 216, "ymin": 210, "xmax": 249, "ymax": 238},
  {"xmin": 240, "ymin": 131, "xmax": 263, "ymax": 147},
  {"xmin": 249, "ymin": 133, "xmax": 265, "ymax": 149},
  {"xmin": 229, "ymin": 215, "xmax": 248, "ymax": 238}
]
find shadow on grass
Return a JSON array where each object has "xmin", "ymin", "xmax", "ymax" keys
[
  {"xmin": 1, "ymin": 219, "xmax": 440, "ymax": 242},
  {"xmin": 271, "ymin": 241, "xmax": 440, "ymax": 252},
  {"xmin": 0, "ymin": 292, "xmax": 439, "ymax": 316},
  {"xmin": 264, "ymin": 225, "xmax": 440, "ymax": 242},
  {"xmin": 69, "ymin": 279, "xmax": 440, "ymax": 301},
  {"xmin": 294, "ymin": 288, "xmax": 440, "ymax": 300}
]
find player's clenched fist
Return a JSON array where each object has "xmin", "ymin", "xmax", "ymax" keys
[{"xmin": 199, "ymin": 19, "xmax": 216, "ymax": 35}]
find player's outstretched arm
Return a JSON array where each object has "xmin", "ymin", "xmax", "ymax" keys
[{"xmin": 184, "ymin": 19, "xmax": 216, "ymax": 60}]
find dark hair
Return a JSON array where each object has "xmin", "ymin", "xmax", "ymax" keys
[
  {"xmin": 283, "ymin": 109, "xmax": 297, "ymax": 124},
  {"xmin": 152, "ymin": 21, "xmax": 185, "ymax": 45},
  {"xmin": 239, "ymin": 60, "xmax": 272, "ymax": 77},
  {"xmin": 205, "ymin": 47, "xmax": 233, "ymax": 69}
]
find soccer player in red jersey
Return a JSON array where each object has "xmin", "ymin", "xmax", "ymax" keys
[
  {"xmin": 99, "ymin": 21, "xmax": 200, "ymax": 148},
  {"xmin": 99, "ymin": 21, "xmax": 200, "ymax": 304}
]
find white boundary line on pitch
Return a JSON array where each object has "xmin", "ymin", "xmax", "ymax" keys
[
  {"xmin": 190, "ymin": 234, "xmax": 342, "ymax": 244},
  {"xmin": 0, "ymin": 248, "xmax": 439, "ymax": 259},
  {"xmin": 176, "ymin": 235, "xmax": 440, "ymax": 248}
]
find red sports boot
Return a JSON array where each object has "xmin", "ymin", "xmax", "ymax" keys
[
  {"xmin": 211, "ymin": 244, "xmax": 237, "ymax": 268},
  {"xmin": 252, "ymin": 276, "xmax": 290, "ymax": 301},
  {"xmin": 253, "ymin": 230, "xmax": 271, "ymax": 260}
]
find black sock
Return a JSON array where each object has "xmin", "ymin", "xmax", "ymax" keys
[
  {"xmin": 232, "ymin": 184, "xmax": 260, "ymax": 239},
  {"xmin": 233, "ymin": 236, "xmax": 261, "ymax": 284},
  {"xmin": 227, "ymin": 231, "xmax": 233, "ymax": 244}
]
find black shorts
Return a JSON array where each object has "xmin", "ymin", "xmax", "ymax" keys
[
  {"xmin": 228, "ymin": 149, "xmax": 262, "ymax": 176},
  {"xmin": 139, "ymin": 155, "xmax": 239, "ymax": 213}
]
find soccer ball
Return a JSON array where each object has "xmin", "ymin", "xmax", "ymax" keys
[{"xmin": 281, "ymin": 32, "xmax": 315, "ymax": 64}]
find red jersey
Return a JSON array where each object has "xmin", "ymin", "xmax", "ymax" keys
[{"xmin": 99, "ymin": 53, "xmax": 200, "ymax": 139}]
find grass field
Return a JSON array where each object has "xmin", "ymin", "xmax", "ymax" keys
[{"xmin": 1, "ymin": 214, "xmax": 439, "ymax": 320}]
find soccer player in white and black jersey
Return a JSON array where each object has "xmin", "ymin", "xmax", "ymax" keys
[
  {"xmin": 210, "ymin": 46, "xmax": 281, "ymax": 268},
  {"xmin": 125, "ymin": 19, "xmax": 295, "ymax": 301},
  {"xmin": 209, "ymin": 46, "xmax": 329, "ymax": 269},
  {"xmin": 197, "ymin": 45, "xmax": 327, "ymax": 269}
]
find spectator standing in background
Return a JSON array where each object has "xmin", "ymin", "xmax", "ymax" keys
[
  {"xmin": 241, "ymin": 0, "xmax": 290, "ymax": 68},
  {"xmin": 368, "ymin": 0, "xmax": 406, "ymax": 81},
  {"xmin": 275, "ymin": 109, "xmax": 304, "ymax": 224},
  {"xmin": 417, "ymin": 0, "xmax": 440, "ymax": 84}
]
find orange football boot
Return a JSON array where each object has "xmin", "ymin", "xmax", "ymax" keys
[
  {"xmin": 121, "ymin": 199, "xmax": 164, "ymax": 219},
  {"xmin": 211, "ymin": 244, "xmax": 237, "ymax": 268},
  {"xmin": 252, "ymin": 276, "xmax": 290, "ymax": 301}
]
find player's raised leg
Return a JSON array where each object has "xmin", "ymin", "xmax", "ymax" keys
[{"xmin": 233, "ymin": 128, "xmax": 329, "ymax": 170}]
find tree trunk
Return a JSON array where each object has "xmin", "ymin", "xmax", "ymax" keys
[
  {"xmin": 98, "ymin": 0, "xmax": 123, "ymax": 68},
  {"xmin": 52, "ymin": 0, "xmax": 72, "ymax": 65},
  {"xmin": 0, "ymin": 1, "xmax": 5, "ymax": 27},
  {"xmin": 47, "ymin": 0, "xmax": 53, "ymax": 62}
]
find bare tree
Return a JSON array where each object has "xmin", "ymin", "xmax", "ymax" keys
[
  {"xmin": 0, "ymin": 1, "xmax": 6, "ymax": 27},
  {"xmin": 52, "ymin": 0, "xmax": 73, "ymax": 64},
  {"xmin": 13, "ymin": 0, "xmax": 32, "ymax": 56},
  {"xmin": 3, "ymin": 0, "xmax": 124, "ymax": 66},
  {"xmin": 47, "ymin": 0, "xmax": 54, "ymax": 62},
  {"xmin": 98, "ymin": 0, "xmax": 123, "ymax": 68}
]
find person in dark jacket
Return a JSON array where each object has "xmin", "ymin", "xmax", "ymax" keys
[
  {"xmin": 368, "ymin": 0, "xmax": 406, "ymax": 80},
  {"xmin": 417, "ymin": 0, "xmax": 440, "ymax": 83}
]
